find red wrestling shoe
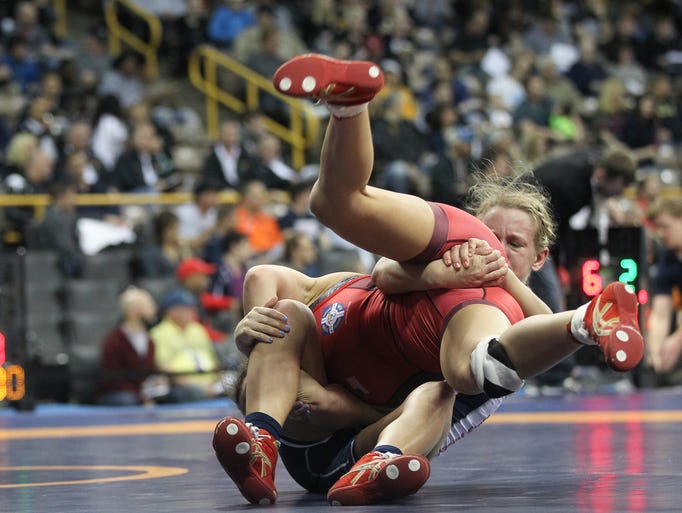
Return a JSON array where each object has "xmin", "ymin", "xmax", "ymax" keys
[
  {"xmin": 212, "ymin": 416, "xmax": 279, "ymax": 504},
  {"xmin": 571, "ymin": 282, "xmax": 644, "ymax": 372},
  {"xmin": 327, "ymin": 450, "xmax": 430, "ymax": 506},
  {"xmin": 273, "ymin": 53, "xmax": 384, "ymax": 105}
]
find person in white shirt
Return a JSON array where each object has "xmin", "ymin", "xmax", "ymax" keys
[{"xmin": 176, "ymin": 181, "xmax": 220, "ymax": 251}]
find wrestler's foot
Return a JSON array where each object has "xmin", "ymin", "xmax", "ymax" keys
[
  {"xmin": 212, "ymin": 416, "xmax": 279, "ymax": 504},
  {"xmin": 569, "ymin": 282, "xmax": 644, "ymax": 372},
  {"xmin": 273, "ymin": 53, "xmax": 384, "ymax": 105},
  {"xmin": 327, "ymin": 450, "xmax": 430, "ymax": 506}
]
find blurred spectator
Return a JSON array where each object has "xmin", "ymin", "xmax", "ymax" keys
[
  {"xmin": 537, "ymin": 56, "xmax": 583, "ymax": 117},
  {"xmin": 130, "ymin": 0, "xmax": 198, "ymax": 77},
  {"xmin": 1, "ymin": 131, "xmax": 38, "ymax": 178},
  {"xmin": 249, "ymin": 133, "xmax": 298, "ymax": 190},
  {"xmin": 233, "ymin": 4, "xmax": 307, "ymax": 63},
  {"xmin": 203, "ymin": 203, "xmax": 238, "ymax": 265},
  {"xmin": 132, "ymin": 210, "xmax": 192, "ymax": 279},
  {"xmin": 374, "ymin": 59, "xmax": 419, "ymax": 121},
  {"xmin": 35, "ymin": 181, "xmax": 84, "ymax": 277},
  {"xmin": 636, "ymin": 15, "xmax": 680, "ymax": 73},
  {"xmin": 72, "ymin": 24, "xmax": 110, "ymax": 94},
  {"xmin": 55, "ymin": 120, "xmax": 105, "ymax": 183},
  {"xmin": 428, "ymin": 127, "xmax": 475, "ymax": 208},
  {"xmin": 234, "ymin": 179, "xmax": 284, "ymax": 256},
  {"xmin": 646, "ymin": 197, "xmax": 682, "ymax": 381},
  {"xmin": 484, "ymin": 49, "xmax": 532, "ymax": 117},
  {"xmin": 62, "ymin": 150, "xmax": 120, "ymax": 221},
  {"xmin": 206, "ymin": 0, "xmax": 256, "ymax": 49},
  {"xmin": 241, "ymin": 109, "xmax": 269, "ymax": 157},
  {"xmin": 564, "ymin": 35, "xmax": 609, "ymax": 98},
  {"xmin": 649, "ymin": 73, "xmax": 682, "ymax": 143},
  {"xmin": 126, "ymin": 101, "xmax": 175, "ymax": 154},
  {"xmin": 277, "ymin": 179, "xmax": 326, "ymax": 246},
  {"xmin": 634, "ymin": 173, "xmax": 663, "ymax": 231},
  {"xmin": 1, "ymin": 34, "xmax": 41, "ymax": 95},
  {"xmin": 96, "ymin": 287, "xmax": 169, "ymax": 406},
  {"xmin": 200, "ymin": 118, "xmax": 255, "ymax": 190},
  {"xmin": 595, "ymin": 76, "xmax": 631, "ymax": 147},
  {"xmin": 528, "ymin": 146, "xmax": 637, "ymax": 312},
  {"xmin": 208, "ymin": 231, "xmax": 252, "ymax": 343},
  {"xmin": 17, "ymin": 95, "xmax": 60, "ymax": 160},
  {"xmin": 7, "ymin": 1, "xmax": 59, "ymax": 63},
  {"xmin": 209, "ymin": 231, "xmax": 251, "ymax": 304},
  {"xmin": 278, "ymin": 231, "xmax": 319, "ymax": 276},
  {"xmin": 522, "ymin": 10, "xmax": 574, "ymax": 57},
  {"xmin": 175, "ymin": 256, "xmax": 215, "ymax": 298},
  {"xmin": 608, "ymin": 44, "xmax": 647, "ymax": 98},
  {"xmin": 147, "ymin": 85, "xmax": 204, "ymax": 146},
  {"xmin": 244, "ymin": 27, "xmax": 288, "ymax": 123},
  {"xmin": 370, "ymin": 94, "xmax": 431, "ymax": 196},
  {"xmin": 450, "ymin": 7, "xmax": 491, "ymax": 73},
  {"xmin": 619, "ymin": 95, "xmax": 659, "ymax": 164},
  {"xmin": 173, "ymin": 0, "xmax": 210, "ymax": 77},
  {"xmin": 512, "ymin": 74, "xmax": 554, "ymax": 142},
  {"xmin": 112, "ymin": 121, "xmax": 181, "ymax": 193},
  {"xmin": 91, "ymin": 94, "xmax": 129, "ymax": 173},
  {"xmin": 97, "ymin": 50, "xmax": 146, "ymax": 109},
  {"xmin": 151, "ymin": 288, "xmax": 223, "ymax": 402},
  {"xmin": 3, "ymin": 148, "xmax": 54, "ymax": 245},
  {"xmin": 174, "ymin": 256, "xmax": 232, "ymax": 342},
  {"xmin": 599, "ymin": 8, "xmax": 640, "ymax": 65},
  {"xmin": 177, "ymin": 181, "xmax": 218, "ymax": 244}
]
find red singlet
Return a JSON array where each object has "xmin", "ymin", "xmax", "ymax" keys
[{"xmin": 312, "ymin": 276, "xmax": 523, "ymax": 406}]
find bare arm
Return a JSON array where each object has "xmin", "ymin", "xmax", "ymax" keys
[
  {"xmin": 235, "ymin": 265, "xmax": 360, "ymax": 355},
  {"xmin": 291, "ymin": 370, "xmax": 389, "ymax": 431},
  {"xmin": 372, "ymin": 248, "xmax": 508, "ymax": 295},
  {"xmin": 500, "ymin": 268, "xmax": 552, "ymax": 317},
  {"xmin": 646, "ymin": 295, "xmax": 682, "ymax": 373}
]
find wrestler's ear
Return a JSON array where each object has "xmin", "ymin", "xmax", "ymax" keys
[{"xmin": 532, "ymin": 247, "xmax": 550, "ymax": 272}]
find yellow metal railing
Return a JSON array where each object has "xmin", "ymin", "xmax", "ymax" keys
[
  {"xmin": 188, "ymin": 44, "xmax": 321, "ymax": 170},
  {"xmin": 0, "ymin": 191, "xmax": 240, "ymax": 220},
  {"xmin": 104, "ymin": 0, "xmax": 162, "ymax": 79},
  {"xmin": 52, "ymin": 0, "xmax": 67, "ymax": 39}
]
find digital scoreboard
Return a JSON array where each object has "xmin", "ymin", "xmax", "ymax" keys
[{"xmin": 563, "ymin": 226, "xmax": 649, "ymax": 310}]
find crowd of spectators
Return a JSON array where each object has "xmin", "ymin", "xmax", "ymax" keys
[{"xmin": 3, "ymin": 0, "xmax": 682, "ymax": 402}]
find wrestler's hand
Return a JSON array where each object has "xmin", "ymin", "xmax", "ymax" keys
[
  {"xmin": 441, "ymin": 240, "xmax": 508, "ymax": 288},
  {"xmin": 234, "ymin": 296, "xmax": 291, "ymax": 356},
  {"xmin": 442, "ymin": 238, "xmax": 494, "ymax": 269}
]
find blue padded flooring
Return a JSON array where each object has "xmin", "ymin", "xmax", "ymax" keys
[{"xmin": 2, "ymin": 388, "xmax": 682, "ymax": 513}]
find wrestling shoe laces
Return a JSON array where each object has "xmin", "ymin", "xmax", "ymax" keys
[
  {"xmin": 569, "ymin": 282, "xmax": 644, "ymax": 372},
  {"xmin": 327, "ymin": 450, "xmax": 430, "ymax": 506},
  {"xmin": 273, "ymin": 53, "xmax": 384, "ymax": 106},
  {"xmin": 212, "ymin": 416, "xmax": 279, "ymax": 505}
]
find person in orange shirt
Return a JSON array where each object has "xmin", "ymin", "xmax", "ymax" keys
[{"xmin": 234, "ymin": 179, "xmax": 284, "ymax": 256}]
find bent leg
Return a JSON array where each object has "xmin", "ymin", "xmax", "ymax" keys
[
  {"xmin": 365, "ymin": 382, "xmax": 455, "ymax": 459},
  {"xmin": 441, "ymin": 304, "xmax": 583, "ymax": 394},
  {"xmin": 246, "ymin": 299, "xmax": 326, "ymax": 426},
  {"xmin": 310, "ymin": 110, "xmax": 436, "ymax": 261}
]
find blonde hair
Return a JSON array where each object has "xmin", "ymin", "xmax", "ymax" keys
[
  {"xmin": 648, "ymin": 196, "xmax": 682, "ymax": 221},
  {"xmin": 467, "ymin": 173, "xmax": 557, "ymax": 251},
  {"xmin": 4, "ymin": 133, "xmax": 39, "ymax": 168}
]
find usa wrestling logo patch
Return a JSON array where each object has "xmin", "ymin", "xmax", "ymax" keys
[{"xmin": 321, "ymin": 302, "xmax": 345, "ymax": 335}]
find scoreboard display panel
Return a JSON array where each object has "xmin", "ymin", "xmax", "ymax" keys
[{"xmin": 563, "ymin": 226, "xmax": 649, "ymax": 310}]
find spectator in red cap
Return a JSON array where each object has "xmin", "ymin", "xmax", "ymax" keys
[{"xmin": 173, "ymin": 256, "xmax": 232, "ymax": 342}]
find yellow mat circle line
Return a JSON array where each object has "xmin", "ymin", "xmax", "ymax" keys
[{"xmin": 0, "ymin": 464, "xmax": 188, "ymax": 488}]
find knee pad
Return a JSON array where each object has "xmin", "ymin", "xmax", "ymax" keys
[{"xmin": 470, "ymin": 338, "xmax": 524, "ymax": 398}]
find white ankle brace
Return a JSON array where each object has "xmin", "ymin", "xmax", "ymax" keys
[
  {"xmin": 569, "ymin": 303, "xmax": 597, "ymax": 346},
  {"xmin": 327, "ymin": 102, "xmax": 368, "ymax": 118}
]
